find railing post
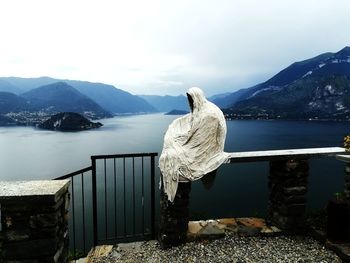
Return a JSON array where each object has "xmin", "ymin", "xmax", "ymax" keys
[
  {"xmin": 91, "ymin": 157, "xmax": 98, "ymax": 246},
  {"xmin": 150, "ymin": 155, "xmax": 156, "ymax": 239},
  {"xmin": 268, "ymin": 159, "xmax": 309, "ymax": 231}
]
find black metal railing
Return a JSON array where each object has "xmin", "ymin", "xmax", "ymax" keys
[
  {"xmin": 55, "ymin": 166, "xmax": 93, "ymax": 258},
  {"xmin": 54, "ymin": 152, "xmax": 158, "ymax": 258},
  {"xmin": 0, "ymin": 204, "xmax": 2, "ymax": 232}
]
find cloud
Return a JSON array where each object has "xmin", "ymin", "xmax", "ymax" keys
[{"xmin": 0, "ymin": 0, "xmax": 350, "ymax": 96}]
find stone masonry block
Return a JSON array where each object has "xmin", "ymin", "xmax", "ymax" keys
[
  {"xmin": 0, "ymin": 180, "xmax": 70, "ymax": 263},
  {"xmin": 30, "ymin": 212, "xmax": 60, "ymax": 229},
  {"xmin": 279, "ymin": 203, "xmax": 306, "ymax": 216},
  {"xmin": 268, "ymin": 159, "xmax": 309, "ymax": 231},
  {"xmin": 283, "ymin": 186, "xmax": 307, "ymax": 196},
  {"xmin": 3, "ymin": 238, "xmax": 59, "ymax": 259}
]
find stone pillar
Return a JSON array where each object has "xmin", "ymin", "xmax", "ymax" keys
[
  {"xmin": 268, "ymin": 159, "xmax": 308, "ymax": 231},
  {"xmin": 158, "ymin": 182, "xmax": 191, "ymax": 249},
  {"xmin": 345, "ymin": 163, "xmax": 350, "ymax": 201},
  {"xmin": 0, "ymin": 180, "xmax": 70, "ymax": 263},
  {"xmin": 335, "ymin": 155, "xmax": 350, "ymax": 200}
]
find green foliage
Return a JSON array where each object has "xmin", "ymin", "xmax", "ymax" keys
[
  {"xmin": 334, "ymin": 191, "xmax": 346, "ymax": 200},
  {"xmin": 344, "ymin": 135, "xmax": 350, "ymax": 151}
]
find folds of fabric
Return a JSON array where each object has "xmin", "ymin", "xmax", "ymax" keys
[{"xmin": 159, "ymin": 87, "xmax": 230, "ymax": 202}]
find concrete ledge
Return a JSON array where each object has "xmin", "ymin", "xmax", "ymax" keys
[
  {"xmin": 336, "ymin": 154, "xmax": 350, "ymax": 163},
  {"xmin": 0, "ymin": 180, "xmax": 70, "ymax": 203},
  {"xmin": 229, "ymin": 147, "xmax": 347, "ymax": 163},
  {"xmin": 0, "ymin": 179, "xmax": 70, "ymax": 262}
]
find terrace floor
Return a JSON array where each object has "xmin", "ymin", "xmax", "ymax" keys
[{"xmin": 74, "ymin": 217, "xmax": 349, "ymax": 263}]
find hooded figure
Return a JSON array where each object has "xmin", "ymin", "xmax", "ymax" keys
[{"xmin": 159, "ymin": 87, "xmax": 230, "ymax": 202}]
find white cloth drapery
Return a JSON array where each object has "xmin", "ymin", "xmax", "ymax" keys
[{"xmin": 159, "ymin": 87, "xmax": 230, "ymax": 202}]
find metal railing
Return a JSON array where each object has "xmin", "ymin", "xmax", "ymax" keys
[
  {"xmin": 0, "ymin": 204, "xmax": 2, "ymax": 232},
  {"xmin": 54, "ymin": 152, "xmax": 158, "ymax": 257}
]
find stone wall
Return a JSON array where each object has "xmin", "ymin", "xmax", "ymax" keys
[
  {"xmin": 345, "ymin": 163, "xmax": 350, "ymax": 200},
  {"xmin": 0, "ymin": 180, "xmax": 70, "ymax": 263},
  {"xmin": 159, "ymin": 159, "xmax": 310, "ymax": 248},
  {"xmin": 268, "ymin": 159, "xmax": 309, "ymax": 231},
  {"xmin": 157, "ymin": 151, "xmax": 347, "ymax": 247}
]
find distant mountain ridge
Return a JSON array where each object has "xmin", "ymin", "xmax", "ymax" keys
[
  {"xmin": 216, "ymin": 46, "xmax": 350, "ymax": 120},
  {"xmin": 63, "ymin": 80, "xmax": 156, "ymax": 113},
  {"xmin": 165, "ymin": 109, "xmax": 189, "ymax": 115},
  {"xmin": 139, "ymin": 94, "xmax": 189, "ymax": 112},
  {"xmin": 0, "ymin": 82, "xmax": 113, "ymax": 125},
  {"xmin": 0, "ymin": 92, "xmax": 29, "ymax": 114},
  {"xmin": 0, "ymin": 79, "xmax": 23, "ymax": 94},
  {"xmin": 2, "ymin": 47, "xmax": 350, "ymax": 123},
  {"xmin": 21, "ymin": 82, "xmax": 111, "ymax": 119},
  {"xmin": 0, "ymin": 76, "xmax": 156, "ymax": 114},
  {"xmin": 213, "ymin": 51, "xmax": 338, "ymax": 109},
  {"xmin": 140, "ymin": 93, "xmax": 228, "ymax": 112}
]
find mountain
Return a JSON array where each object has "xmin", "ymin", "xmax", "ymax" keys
[
  {"xmin": 213, "ymin": 52, "xmax": 336, "ymax": 109},
  {"xmin": 139, "ymin": 95, "xmax": 189, "ymax": 112},
  {"xmin": 208, "ymin": 92, "xmax": 232, "ymax": 101},
  {"xmin": 0, "ymin": 79, "xmax": 23, "ymax": 94},
  {"xmin": 217, "ymin": 46, "xmax": 350, "ymax": 120},
  {"xmin": 0, "ymin": 92, "xmax": 29, "ymax": 114},
  {"xmin": 0, "ymin": 77, "xmax": 156, "ymax": 114},
  {"xmin": 0, "ymin": 76, "xmax": 57, "ymax": 93},
  {"xmin": 165, "ymin": 109, "xmax": 189, "ymax": 115},
  {"xmin": 211, "ymin": 88, "xmax": 253, "ymax": 109},
  {"xmin": 64, "ymin": 80, "xmax": 156, "ymax": 114},
  {"xmin": 38, "ymin": 112, "xmax": 103, "ymax": 131},
  {"xmin": 21, "ymin": 82, "xmax": 112, "ymax": 119}
]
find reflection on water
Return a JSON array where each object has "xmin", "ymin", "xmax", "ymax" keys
[{"xmin": 1, "ymin": 114, "xmax": 350, "ymax": 235}]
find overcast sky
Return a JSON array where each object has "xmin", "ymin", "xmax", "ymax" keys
[{"xmin": 0, "ymin": 0, "xmax": 349, "ymax": 96}]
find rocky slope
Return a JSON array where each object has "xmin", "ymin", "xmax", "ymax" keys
[{"xmin": 216, "ymin": 47, "xmax": 350, "ymax": 120}]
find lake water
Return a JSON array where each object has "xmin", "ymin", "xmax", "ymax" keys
[{"xmin": 1, "ymin": 113, "xmax": 350, "ymax": 218}]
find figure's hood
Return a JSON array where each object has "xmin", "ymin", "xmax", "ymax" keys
[{"xmin": 186, "ymin": 87, "xmax": 207, "ymax": 113}]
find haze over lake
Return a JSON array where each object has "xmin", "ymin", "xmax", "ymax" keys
[{"xmin": 1, "ymin": 113, "xmax": 349, "ymax": 217}]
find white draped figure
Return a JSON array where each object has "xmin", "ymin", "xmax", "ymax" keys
[{"xmin": 159, "ymin": 87, "xmax": 230, "ymax": 202}]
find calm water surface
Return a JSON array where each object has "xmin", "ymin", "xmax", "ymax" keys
[{"xmin": 1, "ymin": 113, "xmax": 350, "ymax": 217}]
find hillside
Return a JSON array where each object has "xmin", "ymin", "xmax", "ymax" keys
[
  {"xmin": 217, "ymin": 46, "xmax": 350, "ymax": 120},
  {"xmin": 0, "ymin": 114, "xmax": 17, "ymax": 126},
  {"xmin": 0, "ymin": 76, "xmax": 156, "ymax": 114},
  {"xmin": 65, "ymin": 80, "xmax": 156, "ymax": 113},
  {"xmin": 165, "ymin": 109, "xmax": 189, "ymax": 115},
  {"xmin": 0, "ymin": 79, "xmax": 23, "ymax": 94},
  {"xmin": 21, "ymin": 82, "xmax": 112, "ymax": 119},
  {"xmin": 38, "ymin": 112, "xmax": 103, "ymax": 131},
  {"xmin": 213, "ymin": 52, "xmax": 336, "ymax": 109},
  {"xmin": 0, "ymin": 92, "xmax": 29, "ymax": 114}
]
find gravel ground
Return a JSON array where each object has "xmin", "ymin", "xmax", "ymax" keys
[{"xmin": 96, "ymin": 234, "xmax": 342, "ymax": 263}]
